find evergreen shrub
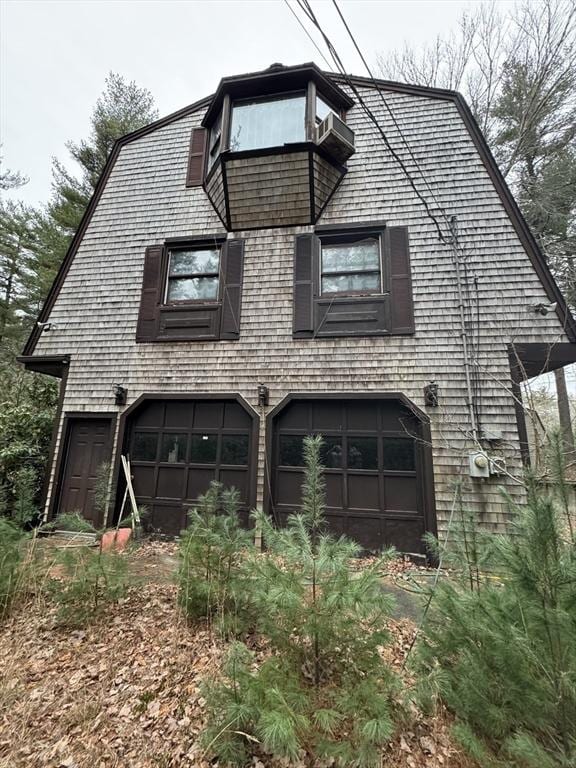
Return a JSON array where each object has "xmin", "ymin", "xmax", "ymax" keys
[
  {"xmin": 49, "ymin": 545, "xmax": 128, "ymax": 626},
  {"xmin": 202, "ymin": 436, "xmax": 400, "ymax": 767},
  {"xmin": 178, "ymin": 482, "xmax": 254, "ymax": 636},
  {"xmin": 417, "ymin": 472, "xmax": 576, "ymax": 767}
]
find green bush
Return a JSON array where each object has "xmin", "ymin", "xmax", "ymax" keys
[
  {"xmin": 417, "ymin": 475, "xmax": 576, "ymax": 767},
  {"xmin": 43, "ymin": 511, "xmax": 97, "ymax": 534},
  {"xmin": 49, "ymin": 545, "xmax": 128, "ymax": 626},
  {"xmin": 178, "ymin": 482, "xmax": 253, "ymax": 636},
  {"xmin": 0, "ymin": 517, "xmax": 28, "ymax": 618},
  {"xmin": 202, "ymin": 436, "xmax": 400, "ymax": 767}
]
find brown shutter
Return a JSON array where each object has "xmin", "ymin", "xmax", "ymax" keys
[
  {"xmin": 293, "ymin": 234, "xmax": 318, "ymax": 337},
  {"xmin": 388, "ymin": 226, "xmax": 415, "ymax": 334},
  {"xmin": 136, "ymin": 245, "xmax": 164, "ymax": 342},
  {"xmin": 186, "ymin": 128, "xmax": 208, "ymax": 187},
  {"xmin": 220, "ymin": 239, "xmax": 244, "ymax": 339}
]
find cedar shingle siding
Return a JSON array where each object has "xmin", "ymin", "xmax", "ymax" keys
[{"xmin": 30, "ymin": 79, "xmax": 571, "ymax": 540}]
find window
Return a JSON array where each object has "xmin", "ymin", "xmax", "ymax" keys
[
  {"xmin": 229, "ymin": 93, "xmax": 306, "ymax": 152},
  {"xmin": 166, "ymin": 248, "xmax": 220, "ymax": 303},
  {"xmin": 293, "ymin": 225, "xmax": 414, "ymax": 338},
  {"xmin": 316, "ymin": 95, "xmax": 335, "ymax": 125},
  {"xmin": 321, "ymin": 237, "xmax": 382, "ymax": 295},
  {"xmin": 136, "ymin": 239, "xmax": 245, "ymax": 343},
  {"xmin": 207, "ymin": 111, "xmax": 222, "ymax": 170}
]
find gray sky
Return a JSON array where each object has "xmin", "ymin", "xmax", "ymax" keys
[{"xmin": 1, "ymin": 0, "xmax": 511, "ymax": 206}]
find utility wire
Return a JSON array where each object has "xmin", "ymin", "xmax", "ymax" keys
[
  {"xmin": 293, "ymin": 0, "xmax": 449, "ymax": 244},
  {"xmin": 330, "ymin": 0, "xmax": 451, "ymax": 229},
  {"xmin": 283, "ymin": 0, "xmax": 334, "ymax": 72}
]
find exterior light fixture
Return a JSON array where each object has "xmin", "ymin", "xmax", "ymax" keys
[
  {"xmin": 424, "ymin": 382, "xmax": 439, "ymax": 407},
  {"xmin": 113, "ymin": 384, "xmax": 127, "ymax": 406},
  {"xmin": 258, "ymin": 384, "xmax": 269, "ymax": 407}
]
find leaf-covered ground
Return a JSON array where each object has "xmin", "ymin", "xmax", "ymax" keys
[{"xmin": 0, "ymin": 542, "xmax": 476, "ymax": 768}]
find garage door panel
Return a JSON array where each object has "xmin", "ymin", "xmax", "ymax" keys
[
  {"xmin": 347, "ymin": 515, "xmax": 382, "ymax": 552},
  {"xmin": 312, "ymin": 402, "xmax": 343, "ymax": 432},
  {"xmin": 150, "ymin": 504, "xmax": 186, "ymax": 536},
  {"xmin": 165, "ymin": 401, "xmax": 194, "ymax": 428},
  {"xmin": 348, "ymin": 473, "xmax": 380, "ymax": 510},
  {"xmin": 134, "ymin": 401, "xmax": 164, "ymax": 428},
  {"xmin": 220, "ymin": 469, "xmax": 249, "ymax": 503},
  {"xmin": 385, "ymin": 476, "xmax": 418, "ymax": 511},
  {"xmin": 325, "ymin": 473, "xmax": 343, "ymax": 507},
  {"xmin": 278, "ymin": 401, "xmax": 309, "ymax": 429},
  {"xmin": 277, "ymin": 471, "xmax": 303, "ymax": 505},
  {"xmin": 186, "ymin": 467, "xmax": 217, "ymax": 500},
  {"xmin": 157, "ymin": 466, "xmax": 186, "ymax": 499},
  {"xmin": 323, "ymin": 513, "xmax": 346, "ymax": 538},
  {"xmin": 385, "ymin": 517, "xmax": 424, "ymax": 554},
  {"xmin": 346, "ymin": 402, "xmax": 379, "ymax": 431},
  {"xmin": 194, "ymin": 402, "xmax": 223, "ymax": 428},
  {"xmin": 224, "ymin": 401, "xmax": 252, "ymax": 429},
  {"xmin": 132, "ymin": 465, "xmax": 156, "ymax": 498}
]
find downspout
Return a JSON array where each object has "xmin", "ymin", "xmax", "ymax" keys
[{"xmin": 450, "ymin": 215, "xmax": 479, "ymax": 443}]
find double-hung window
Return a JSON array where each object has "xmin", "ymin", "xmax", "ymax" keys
[
  {"xmin": 293, "ymin": 223, "xmax": 414, "ymax": 338},
  {"xmin": 166, "ymin": 247, "xmax": 220, "ymax": 303},
  {"xmin": 320, "ymin": 236, "xmax": 382, "ymax": 296}
]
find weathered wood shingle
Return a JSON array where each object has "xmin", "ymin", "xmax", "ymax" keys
[{"xmin": 33, "ymin": 82, "xmax": 570, "ymax": 535}]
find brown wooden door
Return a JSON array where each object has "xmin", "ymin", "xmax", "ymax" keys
[
  {"xmin": 271, "ymin": 399, "xmax": 430, "ymax": 555},
  {"xmin": 59, "ymin": 418, "xmax": 113, "ymax": 526}
]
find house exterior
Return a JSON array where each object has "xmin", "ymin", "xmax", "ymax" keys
[{"xmin": 19, "ymin": 63, "xmax": 576, "ymax": 556}]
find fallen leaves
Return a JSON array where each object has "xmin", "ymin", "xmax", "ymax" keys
[{"xmin": 0, "ymin": 543, "xmax": 477, "ymax": 768}]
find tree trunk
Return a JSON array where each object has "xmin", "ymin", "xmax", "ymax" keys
[{"xmin": 554, "ymin": 367, "xmax": 574, "ymax": 460}]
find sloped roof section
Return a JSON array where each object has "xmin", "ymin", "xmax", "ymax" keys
[{"xmin": 22, "ymin": 65, "xmax": 576, "ymax": 356}]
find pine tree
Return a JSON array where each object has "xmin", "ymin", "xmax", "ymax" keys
[
  {"xmin": 416, "ymin": 453, "xmax": 576, "ymax": 766},
  {"xmin": 202, "ymin": 436, "xmax": 400, "ymax": 767},
  {"xmin": 49, "ymin": 72, "xmax": 158, "ymax": 240}
]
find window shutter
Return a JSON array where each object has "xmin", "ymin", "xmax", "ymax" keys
[
  {"xmin": 186, "ymin": 128, "xmax": 208, "ymax": 187},
  {"xmin": 293, "ymin": 234, "xmax": 317, "ymax": 337},
  {"xmin": 220, "ymin": 239, "xmax": 244, "ymax": 339},
  {"xmin": 136, "ymin": 245, "xmax": 164, "ymax": 342},
  {"xmin": 388, "ymin": 226, "xmax": 415, "ymax": 334}
]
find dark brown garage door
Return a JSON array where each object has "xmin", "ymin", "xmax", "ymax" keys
[
  {"xmin": 59, "ymin": 417, "xmax": 114, "ymax": 527},
  {"xmin": 127, "ymin": 398, "xmax": 255, "ymax": 535},
  {"xmin": 271, "ymin": 398, "xmax": 434, "ymax": 555}
]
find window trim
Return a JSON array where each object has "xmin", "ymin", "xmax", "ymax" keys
[
  {"xmin": 319, "ymin": 233, "xmax": 384, "ymax": 298},
  {"xmin": 164, "ymin": 246, "xmax": 222, "ymax": 306}
]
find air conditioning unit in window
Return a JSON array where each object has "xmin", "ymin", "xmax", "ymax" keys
[{"xmin": 316, "ymin": 113, "xmax": 355, "ymax": 163}]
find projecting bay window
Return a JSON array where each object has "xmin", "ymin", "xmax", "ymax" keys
[{"xmin": 165, "ymin": 248, "xmax": 220, "ymax": 303}]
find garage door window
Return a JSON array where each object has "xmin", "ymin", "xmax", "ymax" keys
[
  {"xmin": 190, "ymin": 435, "xmax": 218, "ymax": 463},
  {"xmin": 132, "ymin": 432, "xmax": 158, "ymax": 462},
  {"xmin": 382, "ymin": 438, "xmax": 415, "ymax": 471},
  {"xmin": 160, "ymin": 434, "xmax": 188, "ymax": 463}
]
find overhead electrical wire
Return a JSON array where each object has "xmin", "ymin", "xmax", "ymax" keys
[
  {"xmin": 283, "ymin": 0, "xmax": 334, "ymax": 72},
  {"xmin": 330, "ymin": 0, "xmax": 452, "ymax": 232},
  {"xmin": 287, "ymin": 0, "xmax": 483, "ymax": 440},
  {"xmin": 292, "ymin": 0, "xmax": 449, "ymax": 244}
]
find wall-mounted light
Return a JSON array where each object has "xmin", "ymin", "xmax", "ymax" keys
[
  {"xmin": 258, "ymin": 384, "xmax": 269, "ymax": 407},
  {"xmin": 424, "ymin": 382, "xmax": 439, "ymax": 407},
  {"xmin": 36, "ymin": 321, "xmax": 53, "ymax": 332},
  {"xmin": 113, "ymin": 384, "xmax": 127, "ymax": 406}
]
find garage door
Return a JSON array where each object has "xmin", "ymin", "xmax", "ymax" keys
[
  {"xmin": 127, "ymin": 398, "xmax": 255, "ymax": 535},
  {"xmin": 271, "ymin": 397, "xmax": 434, "ymax": 555}
]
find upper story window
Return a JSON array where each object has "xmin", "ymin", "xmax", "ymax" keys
[
  {"xmin": 207, "ymin": 112, "xmax": 222, "ymax": 171},
  {"xmin": 229, "ymin": 93, "xmax": 306, "ymax": 152},
  {"xmin": 166, "ymin": 247, "xmax": 220, "ymax": 302},
  {"xmin": 321, "ymin": 236, "xmax": 382, "ymax": 295},
  {"xmin": 316, "ymin": 95, "xmax": 335, "ymax": 125}
]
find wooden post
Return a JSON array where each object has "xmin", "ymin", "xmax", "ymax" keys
[{"xmin": 554, "ymin": 367, "xmax": 574, "ymax": 458}]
